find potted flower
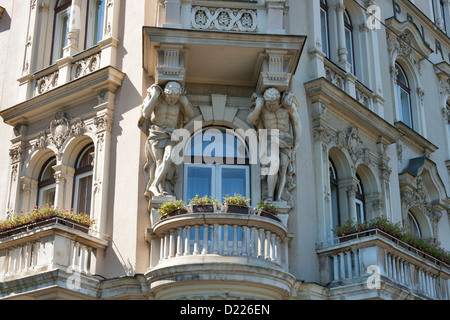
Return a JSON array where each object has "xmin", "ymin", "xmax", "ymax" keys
[
  {"xmin": 257, "ymin": 201, "xmax": 281, "ymax": 222},
  {"xmin": 157, "ymin": 200, "xmax": 187, "ymax": 220},
  {"xmin": 188, "ymin": 195, "xmax": 220, "ymax": 213},
  {"xmin": 0, "ymin": 205, "xmax": 95, "ymax": 239},
  {"xmin": 223, "ymin": 194, "xmax": 250, "ymax": 214}
]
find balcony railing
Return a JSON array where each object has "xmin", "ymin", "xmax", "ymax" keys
[
  {"xmin": 0, "ymin": 218, "xmax": 108, "ymax": 281},
  {"xmin": 145, "ymin": 210, "xmax": 296, "ymax": 299},
  {"xmin": 151, "ymin": 212, "xmax": 290, "ymax": 271},
  {"xmin": 317, "ymin": 229, "xmax": 450, "ymax": 300}
]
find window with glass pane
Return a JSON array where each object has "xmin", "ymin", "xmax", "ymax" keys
[
  {"xmin": 74, "ymin": 145, "xmax": 94, "ymax": 215},
  {"xmin": 184, "ymin": 129, "xmax": 250, "ymax": 204},
  {"xmin": 329, "ymin": 159, "xmax": 340, "ymax": 227},
  {"xmin": 355, "ymin": 175, "xmax": 365, "ymax": 223},
  {"xmin": 51, "ymin": 0, "xmax": 71, "ymax": 64},
  {"xmin": 395, "ymin": 63, "xmax": 413, "ymax": 128},
  {"xmin": 86, "ymin": 0, "xmax": 105, "ymax": 48},
  {"xmin": 344, "ymin": 10, "xmax": 354, "ymax": 74},
  {"xmin": 320, "ymin": 0, "xmax": 329, "ymax": 58},
  {"xmin": 38, "ymin": 157, "xmax": 57, "ymax": 206},
  {"xmin": 407, "ymin": 211, "xmax": 421, "ymax": 237}
]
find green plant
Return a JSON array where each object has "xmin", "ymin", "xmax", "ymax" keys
[
  {"xmin": 223, "ymin": 194, "xmax": 250, "ymax": 207},
  {"xmin": 0, "ymin": 205, "xmax": 96, "ymax": 233},
  {"xmin": 157, "ymin": 200, "xmax": 186, "ymax": 216},
  {"xmin": 257, "ymin": 202, "xmax": 279, "ymax": 216},
  {"xmin": 333, "ymin": 217, "xmax": 450, "ymax": 265},
  {"xmin": 189, "ymin": 195, "xmax": 220, "ymax": 205}
]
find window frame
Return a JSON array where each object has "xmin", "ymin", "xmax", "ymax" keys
[
  {"xmin": 85, "ymin": 0, "xmax": 106, "ymax": 49},
  {"xmin": 407, "ymin": 211, "xmax": 422, "ymax": 238},
  {"xmin": 355, "ymin": 174, "xmax": 366, "ymax": 223},
  {"xmin": 329, "ymin": 158, "xmax": 341, "ymax": 227},
  {"xmin": 37, "ymin": 157, "xmax": 57, "ymax": 206},
  {"xmin": 72, "ymin": 144, "xmax": 94, "ymax": 215},
  {"xmin": 320, "ymin": 0, "xmax": 330, "ymax": 58},
  {"xmin": 50, "ymin": 0, "xmax": 72, "ymax": 65},
  {"xmin": 395, "ymin": 63, "xmax": 414, "ymax": 128},
  {"xmin": 344, "ymin": 9, "xmax": 355, "ymax": 74}
]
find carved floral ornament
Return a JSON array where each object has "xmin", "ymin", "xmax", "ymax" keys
[
  {"xmin": 29, "ymin": 112, "xmax": 109, "ymax": 155},
  {"xmin": 400, "ymin": 176, "xmax": 443, "ymax": 239},
  {"xmin": 191, "ymin": 6, "xmax": 257, "ymax": 32}
]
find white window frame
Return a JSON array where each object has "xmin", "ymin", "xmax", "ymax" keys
[
  {"xmin": 86, "ymin": 0, "xmax": 106, "ymax": 49},
  {"xmin": 183, "ymin": 164, "xmax": 250, "ymax": 203},
  {"xmin": 52, "ymin": 4, "xmax": 71, "ymax": 64},
  {"xmin": 73, "ymin": 170, "xmax": 93, "ymax": 214}
]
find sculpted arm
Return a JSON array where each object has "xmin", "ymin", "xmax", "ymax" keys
[
  {"xmin": 247, "ymin": 94, "xmax": 265, "ymax": 126},
  {"xmin": 142, "ymin": 85, "xmax": 163, "ymax": 119},
  {"xmin": 179, "ymin": 94, "xmax": 195, "ymax": 119},
  {"xmin": 283, "ymin": 93, "xmax": 301, "ymax": 152}
]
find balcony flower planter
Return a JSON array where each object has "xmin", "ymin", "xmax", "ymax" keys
[
  {"xmin": 257, "ymin": 210, "xmax": 281, "ymax": 222},
  {"xmin": 224, "ymin": 204, "xmax": 250, "ymax": 214},
  {"xmin": 223, "ymin": 194, "xmax": 250, "ymax": 215},
  {"xmin": 256, "ymin": 202, "xmax": 281, "ymax": 222},
  {"xmin": 158, "ymin": 199, "xmax": 188, "ymax": 220},
  {"xmin": 0, "ymin": 216, "xmax": 90, "ymax": 240},
  {"xmin": 160, "ymin": 208, "xmax": 188, "ymax": 220},
  {"xmin": 188, "ymin": 195, "xmax": 220, "ymax": 214},
  {"xmin": 188, "ymin": 204, "xmax": 217, "ymax": 214}
]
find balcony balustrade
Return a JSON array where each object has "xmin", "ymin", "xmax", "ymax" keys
[
  {"xmin": 145, "ymin": 211, "xmax": 296, "ymax": 299},
  {"xmin": 317, "ymin": 229, "xmax": 450, "ymax": 300},
  {"xmin": 0, "ymin": 218, "xmax": 108, "ymax": 285}
]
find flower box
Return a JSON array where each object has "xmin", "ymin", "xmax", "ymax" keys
[
  {"xmin": 224, "ymin": 204, "xmax": 250, "ymax": 214},
  {"xmin": 257, "ymin": 210, "xmax": 281, "ymax": 222},
  {"xmin": 188, "ymin": 204, "xmax": 217, "ymax": 214},
  {"xmin": 160, "ymin": 208, "xmax": 188, "ymax": 220},
  {"xmin": 0, "ymin": 216, "xmax": 90, "ymax": 240}
]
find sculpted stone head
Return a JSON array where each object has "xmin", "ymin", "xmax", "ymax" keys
[
  {"xmin": 164, "ymin": 81, "xmax": 183, "ymax": 106},
  {"xmin": 263, "ymin": 88, "xmax": 281, "ymax": 112}
]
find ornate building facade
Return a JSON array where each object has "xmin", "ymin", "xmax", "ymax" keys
[{"xmin": 0, "ymin": 0, "xmax": 449, "ymax": 300}]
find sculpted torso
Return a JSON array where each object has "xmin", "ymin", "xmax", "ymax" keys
[
  {"xmin": 150, "ymin": 101, "xmax": 181, "ymax": 128},
  {"xmin": 261, "ymin": 106, "xmax": 291, "ymax": 133}
]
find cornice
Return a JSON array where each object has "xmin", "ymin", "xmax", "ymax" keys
[
  {"xmin": 304, "ymin": 77, "xmax": 402, "ymax": 145},
  {"xmin": 0, "ymin": 67, "xmax": 125, "ymax": 126}
]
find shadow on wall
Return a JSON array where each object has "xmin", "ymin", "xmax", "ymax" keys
[{"xmin": 0, "ymin": 7, "xmax": 11, "ymax": 33}]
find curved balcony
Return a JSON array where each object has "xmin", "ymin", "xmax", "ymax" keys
[{"xmin": 145, "ymin": 212, "xmax": 296, "ymax": 300}]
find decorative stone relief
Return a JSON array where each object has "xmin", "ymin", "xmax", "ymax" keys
[
  {"xmin": 400, "ymin": 176, "xmax": 442, "ymax": 241},
  {"xmin": 31, "ymin": 112, "xmax": 87, "ymax": 155},
  {"xmin": 324, "ymin": 65, "xmax": 345, "ymax": 91},
  {"xmin": 191, "ymin": 6, "xmax": 257, "ymax": 32},
  {"xmin": 35, "ymin": 70, "xmax": 59, "ymax": 96},
  {"xmin": 336, "ymin": 126, "xmax": 371, "ymax": 165},
  {"xmin": 386, "ymin": 32, "xmax": 422, "ymax": 74},
  {"xmin": 247, "ymin": 88, "xmax": 301, "ymax": 207},
  {"xmin": 72, "ymin": 53, "xmax": 101, "ymax": 80}
]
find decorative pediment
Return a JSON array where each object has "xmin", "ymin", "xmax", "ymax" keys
[{"xmin": 385, "ymin": 18, "xmax": 433, "ymax": 71}]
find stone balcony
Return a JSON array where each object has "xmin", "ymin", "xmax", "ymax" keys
[
  {"xmin": 0, "ymin": 218, "xmax": 108, "ymax": 299},
  {"xmin": 145, "ymin": 211, "xmax": 296, "ymax": 300},
  {"xmin": 316, "ymin": 229, "xmax": 450, "ymax": 300}
]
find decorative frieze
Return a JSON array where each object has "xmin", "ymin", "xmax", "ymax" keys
[
  {"xmin": 191, "ymin": 6, "xmax": 257, "ymax": 32},
  {"xmin": 72, "ymin": 53, "xmax": 101, "ymax": 80},
  {"xmin": 35, "ymin": 70, "xmax": 59, "ymax": 96}
]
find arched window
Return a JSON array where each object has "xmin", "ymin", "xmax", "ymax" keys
[
  {"xmin": 51, "ymin": 0, "xmax": 72, "ymax": 64},
  {"xmin": 329, "ymin": 158, "xmax": 340, "ymax": 227},
  {"xmin": 320, "ymin": 0, "xmax": 330, "ymax": 58},
  {"xmin": 344, "ymin": 10, "xmax": 355, "ymax": 74},
  {"xmin": 73, "ymin": 144, "xmax": 94, "ymax": 215},
  {"xmin": 407, "ymin": 211, "xmax": 422, "ymax": 238},
  {"xmin": 183, "ymin": 129, "xmax": 250, "ymax": 203},
  {"xmin": 355, "ymin": 174, "xmax": 365, "ymax": 223},
  {"xmin": 395, "ymin": 63, "xmax": 413, "ymax": 128},
  {"xmin": 38, "ymin": 157, "xmax": 57, "ymax": 206},
  {"xmin": 85, "ymin": 0, "xmax": 106, "ymax": 49}
]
